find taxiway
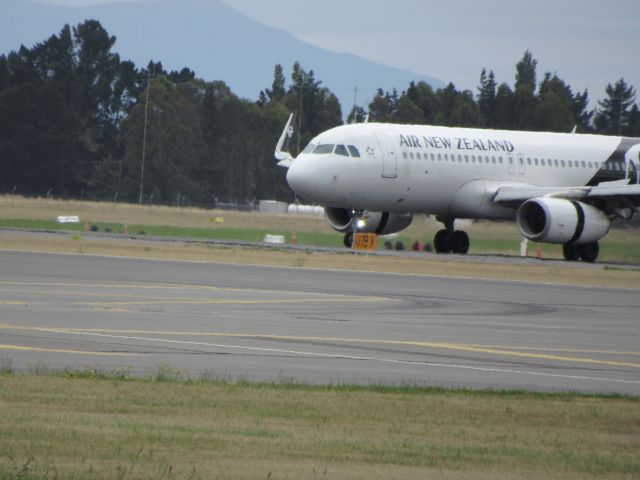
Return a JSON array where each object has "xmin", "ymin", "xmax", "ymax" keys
[{"xmin": 1, "ymin": 250, "xmax": 638, "ymax": 394}]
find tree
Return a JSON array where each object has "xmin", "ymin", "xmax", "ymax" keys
[
  {"xmin": 594, "ymin": 79, "xmax": 636, "ymax": 135},
  {"xmin": 626, "ymin": 104, "xmax": 640, "ymax": 137},
  {"xmin": 570, "ymin": 89, "xmax": 593, "ymax": 133},
  {"xmin": 346, "ymin": 105, "xmax": 367, "ymax": 124},
  {"xmin": 368, "ymin": 88, "xmax": 397, "ymax": 122},
  {"xmin": 266, "ymin": 64, "xmax": 286, "ymax": 102},
  {"xmin": 492, "ymin": 83, "xmax": 514, "ymax": 129},
  {"xmin": 120, "ymin": 75, "xmax": 208, "ymax": 203},
  {"xmin": 395, "ymin": 94, "xmax": 423, "ymax": 124},
  {"xmin": 534, "ymin": 73, "xmax": 574, "ymax": 132},
  {"xmin": 477, "ymin": 68, "xmax": 497, "ymax": 127},
  {"xmin": 406, "ymin": 81, "xmax": 437, "ymax": 124},
  {"xmin": 430, "ymin": 83, "xmax": 481, "ymax": 127},
  {"xmin": 284, "ymin": 62, "xmax": 342, "ymax": 154},
  {"xmin": 513, "ymin": 50, "xmax": 538, "ymax": 130}
]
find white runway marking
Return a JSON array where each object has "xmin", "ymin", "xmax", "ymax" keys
[{"xmin": 50, "ymin": 330, "xmax": 640, "ymax": 387}]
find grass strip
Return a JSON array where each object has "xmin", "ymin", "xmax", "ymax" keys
[
  {"xmin": 0, "ymin": 364, "xmax": 638, "ymax": 480},
  {"xmin": 0, "ymin": 218, "xmax": 346, "ymax": 247}
]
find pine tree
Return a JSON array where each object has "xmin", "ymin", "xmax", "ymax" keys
[
  {"xmin": 594, "ymin": 79, "xmax": 636, "ymax": 135},
  {"xmin": 513, "ymin": 50, "xmax": 538, "ymax": 130},
  {"xmin": 477, "ymin": 68, "xmax": 497, "ymax": 127}
]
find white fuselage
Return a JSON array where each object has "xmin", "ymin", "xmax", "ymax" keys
[{"xmin": 286, "ymin": 123, "xmax": 633, "ymax": 220}]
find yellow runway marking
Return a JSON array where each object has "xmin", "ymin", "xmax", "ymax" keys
[
  {"xmin": 0, "ymin": 280, "xmax": 379, "ymax": 298},
  {"xmin": 0, "ymin": 281, "xmax": 392, "ymax": 305},
  {"xmin": 75, "ymin": 297, "xmax": 389, "ymax": 307},
  {"xmin": 0, "ymin": 323, "xmax": 637, "ymax": 369},
  {"xmin": 0, "ymin": 343, "xmax": 145, "ymax": 356}
]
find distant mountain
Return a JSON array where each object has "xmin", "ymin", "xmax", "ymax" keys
[{"xmin": 0, "ymin": 0, "xmax": 443, "ymax": 114}]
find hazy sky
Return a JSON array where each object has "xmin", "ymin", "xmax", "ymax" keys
[{"xmin": 35, "ymin": 0, "xmax": 640, "ymax": 98}]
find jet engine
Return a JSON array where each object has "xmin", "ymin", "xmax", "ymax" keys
[
  {"xmin": 324, "ymin": 207, "xmax": 413, "ymax": 235},
  {"xmin": 516, "ymin": 198, "xmax": 610, "ymax": 244}
]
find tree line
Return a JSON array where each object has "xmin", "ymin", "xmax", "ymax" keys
[{"xmin": 0, "ymin": 21, "xmax": 638, "ymax": 206}]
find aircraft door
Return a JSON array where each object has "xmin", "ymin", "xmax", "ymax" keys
[
  {"xmin": 507, "ymin": 154, "xmax": 515, "ymax": 175},
  {"xmin": 518, "ymin": 153, "xmax": 526, "ymax": 175},
  {"xmin": 375, "ymin": 132, "xmax": 398, "ymax": 178},
  {"xmin": 507, "ymin": 153, "xmax": 525, "ymax": 175}
]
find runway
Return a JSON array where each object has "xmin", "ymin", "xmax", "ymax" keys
[{"xmin": 1, "ymin": 250, "xmax": 638, "ymax": 394}]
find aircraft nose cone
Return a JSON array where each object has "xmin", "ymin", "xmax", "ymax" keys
[{"xmin": 286, "ymin": 157, "xmax": 318, "ymax": 198}]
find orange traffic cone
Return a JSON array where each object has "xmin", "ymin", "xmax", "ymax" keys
[
  {"xmin": 535, "ymin": 244, "xmax": 542, "ymax": 258},
  {"xmin": 291, "ymin": 232, "xmax": 297, "ymax": 245}
]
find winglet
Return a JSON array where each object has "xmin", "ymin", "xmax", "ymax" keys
[{"xmin": 275, "ymin": 113, "xmax": 295, "ymax": 168}]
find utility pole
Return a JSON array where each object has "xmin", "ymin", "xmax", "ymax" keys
[
  {"xmin": 346, "ymin": 85, "xmax": 367, "ymax": 123},
  {"xmin": 297, "ymin": 83, "xmax": 303, "ymax": 154},
  {"xmin": 138, "ymin": 66, "xmax": 153, "ymax": 205}
]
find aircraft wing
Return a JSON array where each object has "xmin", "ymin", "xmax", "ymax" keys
[{"xmin": 493, "ymin": 181, "xmax": 640, "ymax": 218}]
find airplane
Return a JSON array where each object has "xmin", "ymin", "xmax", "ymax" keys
[{"xmin": 275, "ymin": 114, "xmax": 640, "ymax": 262}]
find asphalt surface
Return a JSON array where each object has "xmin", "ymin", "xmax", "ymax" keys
[{"xmin": 1, "ymin": 250, "xmax": 638, "ymax": 394}]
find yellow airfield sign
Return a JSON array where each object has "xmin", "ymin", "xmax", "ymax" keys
[{"xmin": 352, "ymin": 233, "xmax": 378, "ymax": 250}]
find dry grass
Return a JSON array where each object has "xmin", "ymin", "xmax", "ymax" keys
[
  {"xmin": 0, "ymin": 374, "xmax": 638, "ymax": 480},
  {"xmin": 2, "ymin": 195, "xmax": 640, "ymax": 288},
  {"xmin": 1, "ymin": 230, "xmax": 639, "ymax": 289},
  {"xmin": 0, "ymin": 195, "xmax": 332, "ymax": 233}
]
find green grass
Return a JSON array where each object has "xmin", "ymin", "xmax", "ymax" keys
[
  {"xmin": 0, "ymin": 218, "xmax": 344, "ymax": 247},
  {"xmin": 2, "ymin": 217, "xmax": 640, "ymax": 264},
  {"xmin": 0, "ymin": 368, "xmax": 638, "ymax": 480}
]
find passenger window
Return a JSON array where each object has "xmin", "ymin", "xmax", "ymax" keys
[
  {"xmin": 334, "ymin": 144, "xmax": 349, "ymax": 156},
  {"xmin": 347, "ymin": 145, "xmax": 360, "ymax": 157},
  {"xmin": 313, "ymin": 144, "xmax": 335, "ymax": 154},
  {"xmin": 403, "ymin": 152, "xmax": 408, "ymax": 159}
]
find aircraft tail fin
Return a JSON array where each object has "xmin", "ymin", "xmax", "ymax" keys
[{"xmin": 275, "ymin": 113, "xmax": 295, "ymax": 168}]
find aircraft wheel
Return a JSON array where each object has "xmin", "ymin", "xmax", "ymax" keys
[
  {"xmin": 344, "ymin": 231, "xmax": 353, "ymax": 248},
  {"xmin": 562, "ymin": 244, "xmax": 580, "ymax": 261},
  {"xmin": 579, "ymin": 242, "xmax": 599, "ymax": 263},
  {"xmin": 450, "ymin": 230, "xmax": 470, "ymax": 254},
  {"xmin": 434, "ymin": 229, "xmax": 452, "ymax": 253}
]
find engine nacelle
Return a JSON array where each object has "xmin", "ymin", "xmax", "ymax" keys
[
  {"xmin": 324, "ymin": 207, "xmax": 412, "ymax": 235},
  {"xmin": 516, "ymin": 198, "xmax": 610, "ymax": 244}
]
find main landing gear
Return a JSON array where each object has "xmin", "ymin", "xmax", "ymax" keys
[
  {"xmin": 562, "ymin": 242, "xmax": 599, "ymax": 263},
  {"xmin": 433, "ymin": 217, "xmax": 470, "ymax": 254}
]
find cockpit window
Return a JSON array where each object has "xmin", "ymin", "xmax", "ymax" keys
[
  {"xmin": 347, "ymin": 145, "xmax": 360, "ymax": 157},
  {"xmin": 334, "ymin": 144, "xmax": 349, "ymax": 156},
  {"xmin": 312, "ymin": 144, "xmax": 335, "ymax": 154},
  {"xmin": 302, "ymin": 143, "xmax": 316, "ymax": 154}
]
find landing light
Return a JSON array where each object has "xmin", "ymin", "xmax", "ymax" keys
[{"xmin": 356, "ymin": 219, "xmax": 367, "ymax": 229}]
